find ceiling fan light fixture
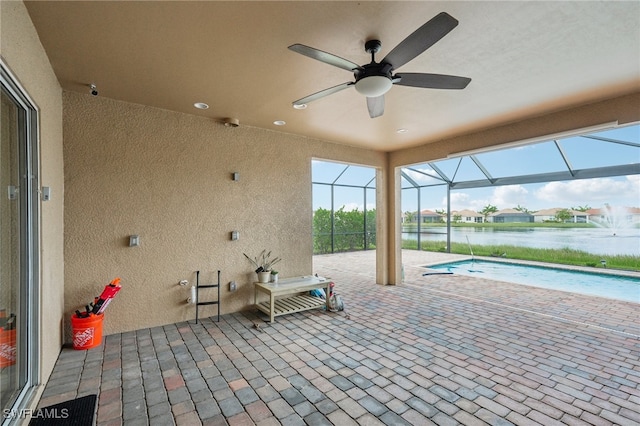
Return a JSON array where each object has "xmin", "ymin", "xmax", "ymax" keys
[{"xmin": 355, "ymin": 76, "xmax": 393, "ymax": 97}]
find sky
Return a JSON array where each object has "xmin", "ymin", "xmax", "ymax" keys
[
  {"xmin": 408, "ymin": 175, "xmax": 639, "ymax": 213},
  {"xmin": 312, "ymin": 123, "xmax": 640, "ymax": 213}
]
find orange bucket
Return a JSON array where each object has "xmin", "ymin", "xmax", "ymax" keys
[
  {"xmin": 71, "ymin": 313, "xmax": 104, "ymax": 350},
  {"xmin": 0, "ymin": 328, "xmax": 16, "ymax": 367}
]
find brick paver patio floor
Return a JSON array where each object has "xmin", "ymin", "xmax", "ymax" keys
[{"xmin": 38, "ymin": 250, "xmax": 640, "ymax": 425}]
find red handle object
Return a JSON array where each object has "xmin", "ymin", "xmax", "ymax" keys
[{"xmin": 91, "ymin": 278, "xmax": 122, "ymax": 314}]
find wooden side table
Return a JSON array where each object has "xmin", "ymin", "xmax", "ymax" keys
[{"xmin": 254, "ymin": 275, "xmax": 332, "ymax": 322}]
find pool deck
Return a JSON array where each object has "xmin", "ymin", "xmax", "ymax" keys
[{"xmin": 37, "ymin": 250, "xmax": 639, "ymax": 425}]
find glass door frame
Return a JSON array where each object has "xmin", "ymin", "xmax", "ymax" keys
[{"xmin": 1, "ymin": 59, "xmax": 41, "ymax": 421}]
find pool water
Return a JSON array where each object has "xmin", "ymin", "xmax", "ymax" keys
[{"xmin": 427, "ymin": 260, "xmax": 640, "ymax": 303}]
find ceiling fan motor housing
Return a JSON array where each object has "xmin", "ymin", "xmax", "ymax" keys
[{"xmin": 364, "ymin": 39, "xmax": 382, "ymax": 54}]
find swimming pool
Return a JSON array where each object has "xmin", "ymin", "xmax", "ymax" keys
[{"xmin": 427, "ymin": 260, "xmax": 640, "ymax": 303}]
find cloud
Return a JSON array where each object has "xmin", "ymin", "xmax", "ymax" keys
[
  {"xmin": 443, "ymin": 192, "xmax": 495, "ymax": 212},
  {"xmin": 535, "ymin": 177, "xmax": 639, "ymax": 206},
  {"xmin": 445, "ymin": 192, "xmax": 470, "ymax": 210},
  {"xmin": 490, "ymin": 185, "xmax": 529, "ymax": 208},
  {"xmin": 626, "ymin": 174, "xmax": 640, "ymax": 186},
  {"xmin": 447, "ymin": 186, "xmax": 530, "ymax": 211},
  {"xmin": 410, "ymin": 177, "xmax": 639, "ymax": 213}
]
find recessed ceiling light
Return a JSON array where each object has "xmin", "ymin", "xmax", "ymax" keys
[
  {"xmin": 396, "ymin": 128, "xmax": 408, "ymax": 134},
  {"xmin": 194, "ymin": 102, "xmax": 209, "ymax": 110},
  {"xmin": 293, "ymin": 104, "xmax": 307, "ymax": 110},
  {"xmin": 274, "ymin": 120, "xmax": 286, "ymax": 126}
]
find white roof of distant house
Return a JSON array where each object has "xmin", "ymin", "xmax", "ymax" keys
[
  {"xmin": 491, "ymin": 208, "xmax": 531, "ymax": 216},
  {"xmin": 533, "ymin": 208, "xmax": 586, "ymax": 216},
  {"xmin": 534, "ymin": 208, "xmax": 563, "ymax": 216},
  {"xmin": 586, "ymin": 206, "xmax": 640, "ymax": 215},
  {"xmin": 419, "ymin": 209, "xmax": 442, "ymax": 216},
  {"xmin": 453, "ymin": 209, "xmax": 483, "ymax": 217}
]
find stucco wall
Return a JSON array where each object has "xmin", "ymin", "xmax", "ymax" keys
[
  {"xmin": 0, "ymin": 0, "xmax": 65, "ymax": 395},
  {"xmin": 63, "ymin": 91, "xmax": 385, "ymax": 339}
]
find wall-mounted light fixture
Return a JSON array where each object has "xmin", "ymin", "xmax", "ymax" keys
[
  {"xmin": 224, "ymin": 118, "xmax": 239, "ymax": 127},
  {"xmin": 42, "ymin": 186, "xmax": 51, "ymax": 201},
  {"xmin": 129, "ymin": 235, "xmax": 140, "ymax": 247},
  {"xmin": 232, "ymin": 172, "xmax": 239, "ymax": 181},
  {"xmin": 231, "ymin": 231, "xmax": 239, "ymax": 241}
]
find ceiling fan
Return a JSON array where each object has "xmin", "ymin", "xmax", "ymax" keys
[{"xmin": 288, "ymin": 12, "xmax": 471, "ymax": 118}]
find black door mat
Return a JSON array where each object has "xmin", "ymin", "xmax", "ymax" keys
[{"xmin": 29, "ymin": 394, "xmax": 97, "ymax": 426}]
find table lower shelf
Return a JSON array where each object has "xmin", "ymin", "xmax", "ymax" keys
[{"xmin": 256, "ymin": 295, "xmax": 325, "ymax": 321}]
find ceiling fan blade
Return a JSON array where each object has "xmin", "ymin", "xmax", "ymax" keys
[
  {"xmin": 395, "ymin": 73, "xmax": 471, "ymax": 89},
  {"xmin": 382, "ymin": 12, "xmax": 458, "ymax": 69},
  {"xmin": 293, "ymin": 82, "xmax": 354, "ymax": 106},
  {"xmin": 289, "ymin": 44, "xmax": 363, "ymax": 72},
  {"xmin": 366, "ymin": 96, "xmax": 384, "ymax": 118}
]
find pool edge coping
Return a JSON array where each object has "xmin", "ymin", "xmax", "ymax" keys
[{"xmin": 422, "ymin": 255, "xmax": 640, "ymax": 279}]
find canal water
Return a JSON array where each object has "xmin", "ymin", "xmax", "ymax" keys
[{"xmin": 403, "ymin": 226, "xmax": 640, "ymax": 256}]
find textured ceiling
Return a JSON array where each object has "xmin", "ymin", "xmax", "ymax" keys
[{"xmin": 24, "ymin": 1, "xmax": 640, "ymax": 151}]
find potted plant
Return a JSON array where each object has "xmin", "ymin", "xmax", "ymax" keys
[
  {"xmin": 270, "ymin": 270, "xmax": 279, "ymax": 283},
  {"xmin": 243, "ymin": 250, "xmax": 281, "ymax": 283}
]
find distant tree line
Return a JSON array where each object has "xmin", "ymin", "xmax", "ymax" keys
[{"xmin": 313, "ymin": 207, "xmax": 376, "ymax": 254}]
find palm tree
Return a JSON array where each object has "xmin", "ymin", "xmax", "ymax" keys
[{"xmin": 479, "ymin": 204, "xmax": 498, "ymax": 222}]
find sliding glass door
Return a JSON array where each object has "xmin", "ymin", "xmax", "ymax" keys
[{"xmin": 1, "ymin": 61, "xmax": 40, "ymax": 420}]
